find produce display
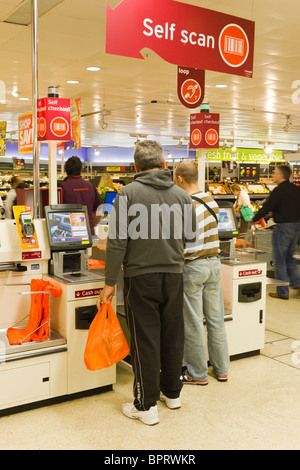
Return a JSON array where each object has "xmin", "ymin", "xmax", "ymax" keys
[
  {"xmin": 250, "ymin": 201, "xmax": 261, "ymax": 212},
  {"xmin": 208, "ymin": 184, "xmax": 228, "ymax": 195},
  {"xmin": 246, "ymin": 183, "xmax": 268, "ymax": 194},
  {"xmin": 265, "ymin": 183, "xmax": 277, "ymax": 192},
  {"xmin": 226, "ymin": 183, "xmax": 268, "ymax": 195}
]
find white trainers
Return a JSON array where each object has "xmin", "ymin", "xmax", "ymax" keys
[
  {"xmin": 122, "ymin": 402, "xmax": 159, "ymax": 425},
  {"xmin": 160, "ymin": 392, "xmax": 181, "ymax": 409}
]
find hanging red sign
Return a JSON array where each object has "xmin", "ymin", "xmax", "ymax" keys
[
  {"xmin": 177, "ymin": 67, "xmax": 205, "ymax": 109},
  {"xmin": 37, "ymin": 97, "xmax": 71, "ymax": 142},
  {"xmin": 106, "ymin": 0, "xmax": 255, "ymax": 78},
  {"xmin": 18, "ymin": 113, "xmax": 33, "ymax": 154},
  {"xmin": 190, "ymin": 113, "xmax": 220, "ymax": 149},
  {"xmin": 71, "ymin": 97, "xmax": 81, "ymax": 149}
]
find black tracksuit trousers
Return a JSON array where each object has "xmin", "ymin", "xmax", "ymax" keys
[{"xmin": 124, "ymin": 272, "xmax": 184, "ymax": 411}]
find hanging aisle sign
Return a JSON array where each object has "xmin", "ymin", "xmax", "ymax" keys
[
  {"xmin": 18, "ymin": 113, "xmax": 33, "ymax": 154},
  {"xmin": 0, "ymin": 121, "xmax": 6, "ymax": 156},
  {"xmin": 37, "ymin": 97, "xmax": 71, "ymax": 142},
  {"xmin": 190, "ymin": 113, "xmax": 220, "ymax": 149},
  {"xmin": 106, "ymin": 0, "xmax": 255, "ymax": 78},
  {"xmin": 204, "ymin": 148, "xmax": 283, "ymax": 163},
  {"xmin": 71, "ymin": 97, "xmax": 81, "ymax": 148},
  {"xmin": 177, "ymin": 67, "xmax": 205, "ymax": 109}
]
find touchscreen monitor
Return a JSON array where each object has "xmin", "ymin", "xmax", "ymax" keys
[
  {"xmin": 216, "ymin": 201, "xmax": 239, "ymax": 239},
  {"xmin": 44, "ymin": 204, "xmax": 93, "ymax": 251}
]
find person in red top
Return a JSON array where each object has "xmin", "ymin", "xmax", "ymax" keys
[{"xmin": 61, "ymin": 156, "xmax": 101, "ymax": 235}]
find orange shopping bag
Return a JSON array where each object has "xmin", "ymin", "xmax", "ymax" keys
[
  {"xmin": 88, "ymin": 259, "xmax": 105, "ymax": 269},
  {"xmin": 84, "ymin": 301, "xmax": 129, "ymax": 371},
  {"xmin": 6, "ymin": 279, "xmax": 62, "ymax": 345}
]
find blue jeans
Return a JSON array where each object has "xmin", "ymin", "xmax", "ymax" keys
[
  {"xmin": 182, "ymin": 257, "xmax": 229, "ymax": 380},
  {"xmin": 272, "ymin": 223, "xmax": 300, "ymax": 296}
]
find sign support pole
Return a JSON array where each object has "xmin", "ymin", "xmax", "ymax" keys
[
  {"xmin": 31, "ymin": 0, "xmax": 40, "ymax": 218},
  {"xmin": 48, "ymin": 141, "xmax": 58, "ymax": 205},
  {"xmin": 198, "ymin": 148, "xmax": 206, "ymax": 192}
]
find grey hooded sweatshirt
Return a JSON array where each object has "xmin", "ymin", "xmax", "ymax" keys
[{"xmin": 104, "ymin": 169, "xmax": 196, "ymax": 287}]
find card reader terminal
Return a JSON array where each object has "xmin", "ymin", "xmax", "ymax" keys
[{"xmin": 19, "ymin": 211, "xmax": 35, "ymax": 238}]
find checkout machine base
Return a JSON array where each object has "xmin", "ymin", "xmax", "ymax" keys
[
  {"xmin": 221, "ymin": 259, "xmax": 266, "ymax": 359},
  {"xmin": 0, "ymin": 271, "xmax": 116, "ymax": 416},
  {"xmin": 43, "ymin": 273, "xmax": 116, "ymax": 390},
  {"xmin": 0, "ymin": 212, "xmax": 116, "ymax": 415}
]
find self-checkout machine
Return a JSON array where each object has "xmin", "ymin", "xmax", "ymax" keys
[
  {"xmin": 43, "ymin": 204, "xmax": 116, "ymax": 395},
  {"xmin": 0, "ymin": 206, "xmax": 68, "ymax": 413},
  {"xmin": 217, "ymin": 201, "xmax": 267, "ymax": 357},
  {"xmin": 38, "ymin": 87, "xmax": 115, "ymax": 396}
]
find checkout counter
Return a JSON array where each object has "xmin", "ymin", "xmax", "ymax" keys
[
  {"xmin": 0, "ymin": 204, "xmax": 115, "ymax": 415},
  {"xmin": 217, "ymin": 201, "xmax": 266, "ymax": 358}
]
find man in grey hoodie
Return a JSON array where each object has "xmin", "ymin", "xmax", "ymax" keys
[{"xmin": 98, "ymin": 140, "xmax": 196, "ymax": 425}]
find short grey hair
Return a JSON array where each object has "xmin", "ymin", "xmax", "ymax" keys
[{"xmin": 134, "ymin": 140, "xmax": 164, "ymax": 171}]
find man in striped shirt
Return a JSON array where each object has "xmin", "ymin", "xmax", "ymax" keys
[{"xmin": 175, "ymin": 161, "xmax": 229, "ymax": 385}]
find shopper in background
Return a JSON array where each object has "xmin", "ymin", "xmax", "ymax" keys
[
  {"xmin": 252, "ymin": 164, "xmax": 300, "ymax": 299},
  {"xmin": 4, "ymin": 175, "xmax": 22, "ymax": 219},
  {"xmin": 61, "ymin": 156, "xmax": 101, "ymax": 235},
  {"xmin": 232, "ymin": 183, "xmax": 251, "ymax": 233},
  {"xmin": 98, "ymin": 173, "xmax": 115, "ymax": 189},
  {"xmin": 175, "ymin": 161, "xmax": 229, "ymax": 386},
  {"xmin": 97, "ymin": 140, "xmax": 196, "ymax": 426}
]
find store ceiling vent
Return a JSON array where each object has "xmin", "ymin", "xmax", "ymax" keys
[{"xmin": 4, "ymin": 0, "xmax": 64, "ymax": 26}]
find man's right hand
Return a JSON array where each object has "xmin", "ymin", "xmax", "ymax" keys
[{"xmin": 97, "ymin": 284, "xmax": 115, "ymax": 311}]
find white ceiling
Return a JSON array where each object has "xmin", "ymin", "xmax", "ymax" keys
[{"xmin": 1, "ymin": 0, "xmax": 300, "ymax": 151}]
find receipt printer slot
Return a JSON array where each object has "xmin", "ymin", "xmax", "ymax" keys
[
  {"xmin": 238, "ymin": 282, "xmax": 262, "ymax": 303},
  {"xmin": 75, "ymin": 305, "xmax": 98, "ymax": 329}
]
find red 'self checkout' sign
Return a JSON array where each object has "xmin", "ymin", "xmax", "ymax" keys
[
  {"xmin": 190, "ymin": 113, "xmax": 220, "ymax": 149},
  {"xmin": 106, "ymin": 0, "xmax": 255, "ymax": 78},
  {"xmin": 37, "ymin": 97, "xmax": 71, "ymax": 142}
]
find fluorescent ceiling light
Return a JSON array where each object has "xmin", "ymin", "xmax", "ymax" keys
[
  {"xmin": 264, "ymin": 145, "xmax": 272, "ymax": 154},
  {"xmin": 12, "ymin": 87, "xmax": 18, "ymax": 97},
  {"xmin": 215, "ymin": 84, "xmax": 228, "ymax": 88},
  {"xmin": 86, "ymin": 66, "xmax": 101, "ymax": 71},
  {"xmin": 19, "ymin": 97, "xmax": 30, "ymax": 101},
  {"xmin": 66, "ymin": 80, "xmax": 79, "ymax": 84}
]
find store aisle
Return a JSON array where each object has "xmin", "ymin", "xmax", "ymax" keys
[{"xmin": 0, "ymin": 286, "xmax": 299, "ymax": 451}]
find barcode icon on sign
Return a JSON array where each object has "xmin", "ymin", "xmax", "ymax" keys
[
  {"xmin": 207, "ymin": 134, "xmax": 215, "ymax": 141},
  {"xmin": 53, "ymin": 123, "xmax": 67, "ymax": 131},
  {"xmin": 224, "ymin": 36, "xmax": 244, "ymax": 56}
]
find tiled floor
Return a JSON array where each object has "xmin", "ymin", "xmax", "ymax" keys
[
  {"xmin": 262, "ymin": 285, "xmax": 300, "ymax": 371},
  {"xmin": 0, "ymin": 285, "xmax": 299, "ymax": 450},
  {"xmin": 263, "ymin": 330, "xmax": 300, "ymax": 371}
]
